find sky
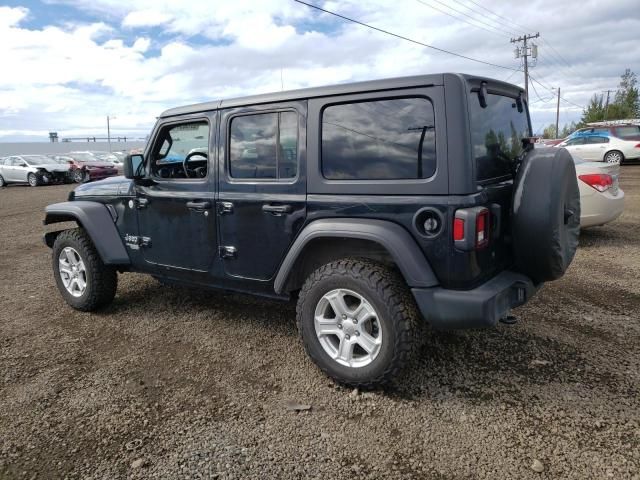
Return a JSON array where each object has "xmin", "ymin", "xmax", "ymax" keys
[{"xmin": 1, "ymin": 0, "xmax": 638, "ymax": 141}]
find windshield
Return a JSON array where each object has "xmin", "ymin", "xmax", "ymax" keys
[
  {"xmin": 469, "ymin": 92, "xmax": 531, "ymax": 182},
  {"xmin": 70, "ymin": 152, "xmax": 97, "ymax": 162},
  {"xmin": 23, "ymin": 155, "xmax": 58, "ymax": 165}
]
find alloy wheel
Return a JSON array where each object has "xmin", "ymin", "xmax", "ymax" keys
[{"xmin": 58, "ymin": 247, "xmax": 88, "ymax": 297}]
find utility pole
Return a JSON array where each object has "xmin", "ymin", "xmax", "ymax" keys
[
  {"xmin": 511, "ymin": 32, "xmax": 540, "ymax": 102},
  {"xmin": 555, "ymin": 87, "xmax": 561, "ymax": 139},
  {"xmin": 107, "ymin": 116, "xmax": 112, "ymax": 152},
  {"xmin": 602, "ymin": 90, "xmax": 613, "ymax": 120}
]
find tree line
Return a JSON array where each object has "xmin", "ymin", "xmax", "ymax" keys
[{"xmin": 540, "ymin": 69, "xmax": 639, "ymax": 139}]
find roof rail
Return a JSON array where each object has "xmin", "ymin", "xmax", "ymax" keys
[{"xmin": 586, "ymin": 119, "xmax": 640, "ymax": 127}]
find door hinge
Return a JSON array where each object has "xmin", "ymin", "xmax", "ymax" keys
[
  {"xmin": 134, "ymin": 198, "xmax": 149, "ymax": 209},
  {"xmin": 218, "ymin": 246, "xmax": 237, "ymax": 259}
]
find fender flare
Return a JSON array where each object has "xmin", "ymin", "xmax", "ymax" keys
[
  {"xmin": 274, "ymin": 218, "xmax": 439, "ymax": 294},
  {"xmin": 43, "ymin": 201, "xmax": 130, "ymax": 265}
]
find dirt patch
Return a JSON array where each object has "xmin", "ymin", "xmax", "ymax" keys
[{"xmin": 1, "ymin": 168, "xmax": 640, "ymax": 479}]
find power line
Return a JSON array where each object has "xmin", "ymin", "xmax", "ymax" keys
[
  {"xmin": 448, "ymin": 0, "xmax": 520, "ymax": 36},
  {"xmin": 528, "ymin": 73, "xmax": 585, "ymax": 109},
  {"xmin": 461, "ymin": 0, "xmax": 533, "ymax": 33},
  {"xmin": 413, "ymin": 0, "xmax": 507, "ymax": 39},
  {"xmin": 415, "ymin": 0, "xmax": 510, "ymax": 38},
  {"xmin": 293, "ymin": 0, "xmax": 518, "ymax": 71}
]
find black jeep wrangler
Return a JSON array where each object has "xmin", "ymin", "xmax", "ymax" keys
[{"xmin": 44, "ymin": 73, "xmax": 580, "ymax": 388}]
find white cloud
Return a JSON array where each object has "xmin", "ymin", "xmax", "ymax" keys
[{"xmin": 1, "ymin": 0, "xmax": 639, "ymax": 140}]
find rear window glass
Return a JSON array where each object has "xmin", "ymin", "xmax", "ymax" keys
[
  {"xmin": 321, "ymin": 97, "xmax": 436, "ymax": 180},
  {"xmin": 469, "ymin": 93, "xmax": 530, "ymax": 182},
  {"xmin": 615, "ymin": 126, "xmax": 640, "ymax": 138}
]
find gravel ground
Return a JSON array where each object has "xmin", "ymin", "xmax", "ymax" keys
[{"xmin": 1, "ymin": 168, "xmax": 639, "ymax": 480}]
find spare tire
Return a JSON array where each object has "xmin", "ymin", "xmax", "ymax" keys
[{"xmin": 511, "ymin": 147, "xmax": 580, "ymax": 283}]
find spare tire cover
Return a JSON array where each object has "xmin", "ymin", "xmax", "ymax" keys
[{"xmin": 511, "ymin": 147, "xmax": 580, "ymax": 283}]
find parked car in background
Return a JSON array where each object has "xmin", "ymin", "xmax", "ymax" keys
[
  {"xmin": 61, "ymin": 152, "xmax": 119, "ymax": 182},
  {"xmin": 572, "ymin": 124, "xmax": 640, "ymax": 142},
  {"xmin": 0, "ymin": 155, "xmax": 71, "ymax": 187},
  {"xmin": 90, "ymin": 151, "xmax": 124, "ymax": 173},
  {"xmin": 555, "ymin": 134, "xmax": 640, "ymax": 163},
  {"xmin": 572, "ymin": 154, "xmax": 625, "ymax": 227}
]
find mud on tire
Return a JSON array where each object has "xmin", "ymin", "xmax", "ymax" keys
[
  {"xmin": 296, "ymin": 258, "xmax": 418, "ymax": 389},
  {"xmin": 52, "ymin": 228, "xmax": 118, "ymax": 311}
]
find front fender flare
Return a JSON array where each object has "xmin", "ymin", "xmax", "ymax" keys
[
  {"xmin": 274, "ymin": 218, "xmax": 439, "ymax": 294},
  {"xmin": 44, "ymin": 201, "xmax": 130, "ymax": 265}
]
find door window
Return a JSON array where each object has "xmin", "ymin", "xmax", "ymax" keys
[
  {"xmin": 564, "ymin": 137, "xmax": 585, "ymax": 146},
  {"xmin": 150, "ymin": 121, "xmax": 209, "ymax": 179},
  {"xmin": 229, "ymin": 111, "xmax": 298, "ymax": 180},
  {"xmin": 586, "ymin": 136, "xmax": 609, "ymax": 144}
]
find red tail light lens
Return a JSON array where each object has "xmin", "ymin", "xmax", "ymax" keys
[
  {"xmin": 635, "ymin": 143, "xmax": 640, "ymax": 148},
  {"xmin": 579, "ymin": 174, "xmax": 613, "ymax": 192},
  {"xmin": 475, "ymin": 209, "xmax": 490, "ymax": 249},
  {"xmin": 453, "ymin": 218, "xmax": 465, "ymax": 241}
]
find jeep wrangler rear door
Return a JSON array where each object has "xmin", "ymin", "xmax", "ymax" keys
[{"xmin": 217, "ymin": 101, "xmax": 307, "ymax": 281}]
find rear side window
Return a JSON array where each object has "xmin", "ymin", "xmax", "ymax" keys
[
  {"xmin": 469, "ymin": 93, "xmax": 530, "ymax": 182},
  {"xmin": 587, "ymin": 136, "xmax": 609, "ymax": 144},
  {"xmin": 615, "ymin": 126, "xmax": 640, "ymax": 138},
  {"xmin": 229, "ymin": 111, "xmax": 298, "ymax": 180},
  {"xmin": 321, "ymin": 97, "xmax": 436, "ymax": 180}
]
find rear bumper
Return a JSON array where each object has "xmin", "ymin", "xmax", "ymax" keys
[
  {"xmin": 580, "ymin": 189, "xmax": 625, "ymax": 228},
  {"xmin": 412, "ymin": 271, "xmax": 539, "ymax": 329}
]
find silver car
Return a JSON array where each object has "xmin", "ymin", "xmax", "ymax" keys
[{"xmin": 0, "ymin": 155, "xmax": 72, "ymax": 187}]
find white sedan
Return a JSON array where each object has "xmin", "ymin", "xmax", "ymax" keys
[
  {"xmin": 573, "ymin": 155, "xmax": 625, "ymax": 228},
  {"xmin": 556, "ymin": 134, "xmax": 640, "ymax": 164}
]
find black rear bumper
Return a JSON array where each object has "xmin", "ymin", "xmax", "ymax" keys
[{"xmin": 411, "ymin": 271, "xmax": 539, "ymax": 329}]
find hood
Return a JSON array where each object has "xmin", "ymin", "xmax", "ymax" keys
[
  {"xmin": 33, "ymin": 163, "xmax": 70, "ymax": 172},
  {"xmin": 80, "ymin": 161, "xmax": 117, "ymax": 168},
  {"xmin": 73, "ymin": 176, "xmax": 134, "ymax": 198}
]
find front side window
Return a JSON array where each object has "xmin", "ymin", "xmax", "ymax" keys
[
  {"xmin": 229, "ymin": 111, "xmax": 298, "ymax": 180},
  {"xmin": 469, "ymin": 93, "xmax": 530, "ymax": 182},
  {"xmin": 151, "ymin": 121, "xmax": 209, "ymax": 179},
  {"xmin": 587, "ymin": 136, "xmax": 609, "ymax": 144},
  {"xmin": 322, "ymin": 98, "xmax": 436, "ymax": 180},
  {"xmin": 565, "ymin": 137, "xmax": 585, "ymax": 146}
]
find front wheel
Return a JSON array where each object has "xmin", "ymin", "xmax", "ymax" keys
[
  {"xmin": 296, "ymin": 258, "xmax": 417, "ymax": 389},
  {"xmin": 52, "ymin": 228, "xmax": 118, "ymax": 311},
  {"xmin": 27, "ymin": 173, "xmax": 40, "ymax": 187},
  {"xmin": 604, "ymin": 150, "xmax": 624, "ymax": 164}
]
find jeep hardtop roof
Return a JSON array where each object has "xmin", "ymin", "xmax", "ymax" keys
[{"xmin": 159, "ymin": 73, "xmax": 523, "ymax": 118}]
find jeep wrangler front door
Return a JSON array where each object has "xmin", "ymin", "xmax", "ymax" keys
[
  {"xmin": 134, "ymin": 114, "xmax": 218, "ymax": 274},
  {"xmin": 217, "ymin": 102, "xmax": 307, "ymax": 281}
]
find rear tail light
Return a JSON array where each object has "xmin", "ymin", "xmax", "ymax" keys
[
  {"xmin": 635, "ymin": 143, "xmax": 640, "ymax": 149},
  {"xmin": 579, "ymin": 174, "xmax": 613, "ymax": 192},
  {"xmin": 453, "ymin": 207, "xmax": 490, "ymax": 251},
  {"xmin": 453, "ymin": 218, "xmax": 465, "ymax": 241},
  {"xmin": 475, "ymin": 209, "xmax": 490, "ymax": 249}
]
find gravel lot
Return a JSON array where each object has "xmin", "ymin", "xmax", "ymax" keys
[{"xmin": 1, "ymin": 167, "xmax": 639, "ymax": 480}]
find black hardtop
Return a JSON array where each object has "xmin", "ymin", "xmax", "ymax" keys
[{"xmin": 159, "ymin": 73, "xmax": 524, "ymax": 119}]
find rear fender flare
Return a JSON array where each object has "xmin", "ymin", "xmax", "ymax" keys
[
  {"xmin": 274, "ymin": 218, "xmax": 439, "ymax": 294},
  {"xmin": 44, "ymin": 201, "xmax": 130, "ymax": 265}
]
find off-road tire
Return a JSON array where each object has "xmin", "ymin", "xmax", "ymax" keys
[
  {"xmin": 0, "ymin": 174, "xmax": 5, "ymax": 187},
  {"xmin": 296, "ymin": 258, "xmax": 418, "ymax": 389},
  {"xmin": 27, "ymin": 173, "xmax": 40, "ymax": 187},
  {"xmin": 52, "ymin": 228, "xmax": 118, "ymax": 311}
]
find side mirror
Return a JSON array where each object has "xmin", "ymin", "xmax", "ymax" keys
[{"xmin": 124, "ymin": 154, "xmax": 145, "ymax": 180}]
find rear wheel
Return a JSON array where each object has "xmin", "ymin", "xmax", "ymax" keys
[
  {"xmin": 73, "ymin": 169, "xmax": 87, "ymax": 183},
  {"xmin": 297, "ymin": 258, "xmax": 417, "ymax": 389},
  {"xmin": 27, "ymin": 173, "xmax": 39, "ymax": 187},
  {"xmin": 52, "ymin": 228, "xmax": 118, "ymax": 311},
  {"xmin": 604, "ymin": 150, "xmax": 623, "ymax": 164}
]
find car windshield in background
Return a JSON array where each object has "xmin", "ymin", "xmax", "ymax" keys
[
  {"xmin": 469, "ymin": 92, "xmax": 530, "ymax": 182},
  {"xmin": 23, "ymin": 155, "xmax": 58, "ymax": 165},
  {"xmin": 70, "ymin": 153, "xmax": 97, "ymax": 162}
]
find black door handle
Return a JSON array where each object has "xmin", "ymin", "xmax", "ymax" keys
[
  {"xmin": 186, "ymin": 200, "xmax": 212, "ymax": 211},
  {"xmin": 262, "ymin": 204, "xmax": 293, "ymax": 216}
]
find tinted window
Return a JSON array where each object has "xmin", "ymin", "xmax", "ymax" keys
[
  {"xmin": 565, "ymin": 137, "xmax": 585, "ymax": 146},
  {"xmin": 587, "ymin": 136, "xmax": 609, "ymax": 144},
  {"xmin": 229, "ymin": 111, "xmax": 298, "ymax": 180},
  {"xmin": 322, "ymin": 98, "xmax": 436, "ymax": 180},
  {"xmin": 469, "ymin": 93, "xmax": 530, "ymax": 181},
  {"xmin": 615, "ymin": 126, "xmax": 640, "ymax": 138}
]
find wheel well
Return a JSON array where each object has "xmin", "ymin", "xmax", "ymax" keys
[
  {"xmin": 44, "ymin": 214, "xmax": 81, "ymax": 248},
  {"xmin": 282, "ymin": 238, "xmax": 397, "ymax": 293}
]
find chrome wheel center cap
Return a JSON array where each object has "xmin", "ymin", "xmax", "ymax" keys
[{"xmin": 342, "ymin": 319, "xmax": 356, "ymax": 336}]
